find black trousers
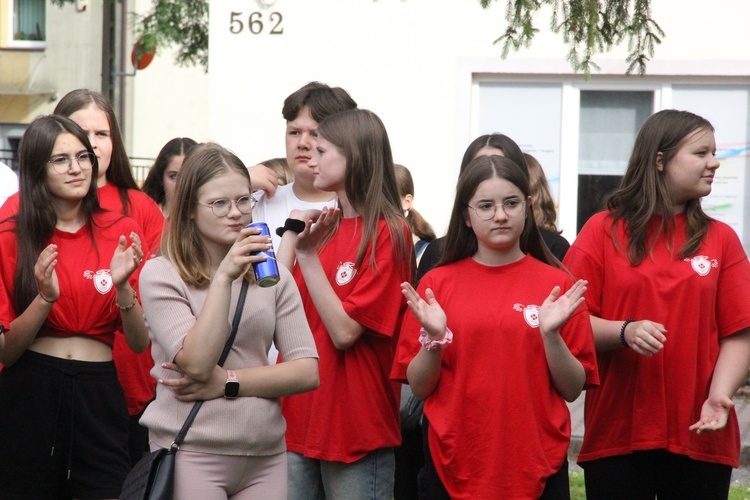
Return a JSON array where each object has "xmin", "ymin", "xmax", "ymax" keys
[{"xmin": 583, "ymin": 449, "xmax": 732, "ymax": 500}]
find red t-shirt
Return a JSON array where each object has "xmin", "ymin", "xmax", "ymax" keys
[
  {"xmin": 391, "ymin": 255, "xmax": 598, "ymax": 499},
  {"xmin": 97, "ymin": 183, "xmax": 165, "ymax": 415},
  {"xmin": 563, "ymin": 211, "xmax": 750, "ymax": 468},
  {"xmin": 282, "ymin": 217, "xmax": 411, "ymax": 463},
  {"xmin": 1, "ymin": 186, "xmax": 162, "ymax": 414},
  {"xmin": 0, "ymin": 192, "xmax": 18, "ymax": 221},
  {"xmin": 0, "ymin": 186, "xmax": 161, "ymax": 254},
  {"xmin": 0, "ymin": 211, "xmax": 143, "ymax": 348}
]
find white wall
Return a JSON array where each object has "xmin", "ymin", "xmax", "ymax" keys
[
  {"xmin": 129, "ymin": 0, "xmax": 209, "ymax": 160},
  {"xmin": 197, "ymin": 0, "xmax": 750, "ymax": 234}
]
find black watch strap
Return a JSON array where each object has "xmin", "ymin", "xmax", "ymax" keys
[{"xmin": 275, "ymin": 218, "xmax": 306, "ymax": 238}]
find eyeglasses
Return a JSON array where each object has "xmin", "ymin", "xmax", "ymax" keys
[
  {"xmin": 467, "ymin": 198, "xmax": 526, "ymax": 220},
  {"xmin": 47, "ymin": 152, "xmax": 95, "ymax": 174},
  {"xmin": 201, "ymin": 196, "xmax": 257, "ymax": 217}
]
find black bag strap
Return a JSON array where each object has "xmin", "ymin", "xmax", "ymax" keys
[{"xmin": 170, "ymin": 279, "xmax": 250, "ymax": 450}]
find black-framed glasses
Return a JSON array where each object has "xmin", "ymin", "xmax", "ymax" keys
[
  {"xmin": 468, "ymin": 198, "xmax": 526, "ymax": 220},
  {"xmin": 201, "ymin": 196, "xmax": 257, "ymax": 217},
  {"xmin": 47, "ymin": 152, "xmax": 95, "ymax": 174}
]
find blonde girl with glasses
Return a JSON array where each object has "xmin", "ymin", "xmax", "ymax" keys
[
  {"xmin": 392, "ymin": 155, "xmax": 598, "ymax": 499},
  {"xmin": 0, "ymin": 115, "xmax": 147, "ymax": 498},
  {"xmin": 277, "ymin": 109, "xmax": 413, "ymax": 499},
  {"xmin": 138, "ymin": 143, "xmax": 318, "ymax": 499}
]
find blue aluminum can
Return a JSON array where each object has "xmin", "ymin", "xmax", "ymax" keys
[{"xmin": 247, "ymin": 222, "xmax": 280, "ymax": 287}]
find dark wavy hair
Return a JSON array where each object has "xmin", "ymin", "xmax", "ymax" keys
[
  {"xmin": 605, "ymin": 109, "xmax": 714, "ymax": 265},
  {"xmin": 142, "ymin": 137, "xmax": 198, "ymax": 206},
  {"xmin": 12, "ymin": 115, "xmax": 102, "ymax": 313},
  {"xmin": 282, "ymin": 81, "xmax": 357, "ymax": 122}
]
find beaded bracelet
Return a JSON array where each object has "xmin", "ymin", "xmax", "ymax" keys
[
  {"xmin": 115, "ymin": 288, "xmax": 138, "ymax": 312},
  {"xmin": 419, "ymin": 328, "xmax": 453, "ymax": 351},
  {"xmin": 620, "ymin": 318, "xmax": 635, "ymax": 347}
]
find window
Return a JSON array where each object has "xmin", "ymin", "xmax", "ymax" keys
[
  {"xmin": 474, "ymin": 79, "xmax": 750, "ymax": 250},
  {"xmin": 576, "ymin": 91, "xmax": 653, "ymax": 232},
  {"xmin": 9, "ymin": 0, "xmax": 45, "ymax": 47}
]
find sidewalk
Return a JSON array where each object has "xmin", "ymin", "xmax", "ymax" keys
[{"xmin": 567, "ymin": 395, "xmax": 750, "ymax": 464}]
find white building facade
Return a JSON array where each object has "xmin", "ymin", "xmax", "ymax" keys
[
  {"xmin": 3, "ymin": 0, "xmax": 748, "ymax": 247},
  {"xmin": 195, "ymin": 0, "xmax": 750, "ymax": 247}
]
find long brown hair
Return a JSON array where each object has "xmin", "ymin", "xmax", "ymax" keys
[
  {"xmin": 315, "ymin": 109, "xmax": 413, "ymax": 277},
  {"xmin": 54, "ymin": 89, "xmax": 138, "ymax": 215},
  {"xmin": 524, "ymin": 153, "xmax": 560, "ymax": 234},
  {"xmin": 605, "ymin": 109, "xmax": 714, "ymax": 265},
  {"xmin": 441, "ymin": 155, "xmax": 559, "ymax": 268},
  {"xmin": 394, "ymin": 164, "xmax": 435, "ymax": 242},
  {"xmin": 12, "ymin": 115, "xmax": 102, "ymax": 313},
  {"xmin": 161, "ymin": 143, "xmax": 253, "ymax": 287}
]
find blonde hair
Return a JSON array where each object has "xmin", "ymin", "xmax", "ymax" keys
[
  {"xmin": 524, "ymin": 153, "xmax": 560, "ymax": 234},
  {"xmin": 162, "ymin": 143, "xmax": 254, "ymax": 287},
  {"xmin": 260, "ymin": 157, "xmax": 294, "ymax": 185}
]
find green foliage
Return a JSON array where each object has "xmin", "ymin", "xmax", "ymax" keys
[
  {"xmin": 730, "ymin": 484, "xmax": 750, "ymax": 500},
  {"xmin": 50, "ymin": 0, "xmax": 208, "ymax": 72},
  {"xmin": 50, "ymin": 0, "xmax": 662, "ymax": 76},
  {"xmin": 130, "ymin": 0, "xmax": 208, "ymax": 71},
  {"xmin": 568, "ymin": 469, "xmax": 586, "ymax": 499},
  {"xmin": 484, "ymin": 0, "xmax": 664, "ymax": 76}
]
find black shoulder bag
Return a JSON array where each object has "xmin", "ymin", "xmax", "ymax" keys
[{"xmin": 120, "ymin": 279, "xmax": 249, "ymax": 500}]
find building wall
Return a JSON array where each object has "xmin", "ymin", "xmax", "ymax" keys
[
  {"xmin": 0, "ymin": 0, "xmax": 103, "ymax": 153},
  {"xmin": 128, "ymin": 0, "xmax": 209, "ymax": 161},
  {"xmin": 2, "ymin": 0, "xmax": 749, "ymax": 244},
  {"xmin": 203, "ymin": 0, "xmax": 750, "ymax": 240}
]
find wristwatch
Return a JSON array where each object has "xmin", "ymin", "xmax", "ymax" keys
[{"xmin": 224, "ymin": 369, "xmax": 239, "ymax": 399}]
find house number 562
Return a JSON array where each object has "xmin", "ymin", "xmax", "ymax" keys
[{"xmin": 229, "ymin": 12, "xmax": 284, "ymax": 35}]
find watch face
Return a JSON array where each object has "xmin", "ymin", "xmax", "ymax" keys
[{"xmin": 225, "ymin": 381, "xmax": 240, "ymax": 398}]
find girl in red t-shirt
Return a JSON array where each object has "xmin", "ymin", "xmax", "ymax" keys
[
  {"xmin": 277, "ymin": 109, "xmax": 413, "ymax": 499},
  {"xmin": 54, "ymin": 89, "xmax": 166, "ymax": 466},
  {"xmin": 393, "ymin": 155, "xmax": 598, "ymax": 499},
  {"xmin": 0, "ymin": 115, "xmax": 147, "ymax": 498},
  {"xmin": 564, "ymin": 109, "xmax": 750, "ymax": 499}
]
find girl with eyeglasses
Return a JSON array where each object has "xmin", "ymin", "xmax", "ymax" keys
[
  {"xmin": 276, "ymin": 109, "xmax": 413, "ymax": 499},
  {"xmin": 0, "ymin": 115, "xmax": 148, "ymax": 498},
  {"xmin": 392, "ymin": 155, "xmax": 598, "ymax": 499},
  {"xmin": 138, "ymin": 142, "xmax": 318, "ymax": 499},
  {"xmin": 0, "ymin": 89, "xmax": 172, "ymax": 468}
]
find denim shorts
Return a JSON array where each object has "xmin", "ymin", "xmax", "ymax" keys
[{"xmin": 287, "ymin": 448, "xmax": 396, "ymax": 500}]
